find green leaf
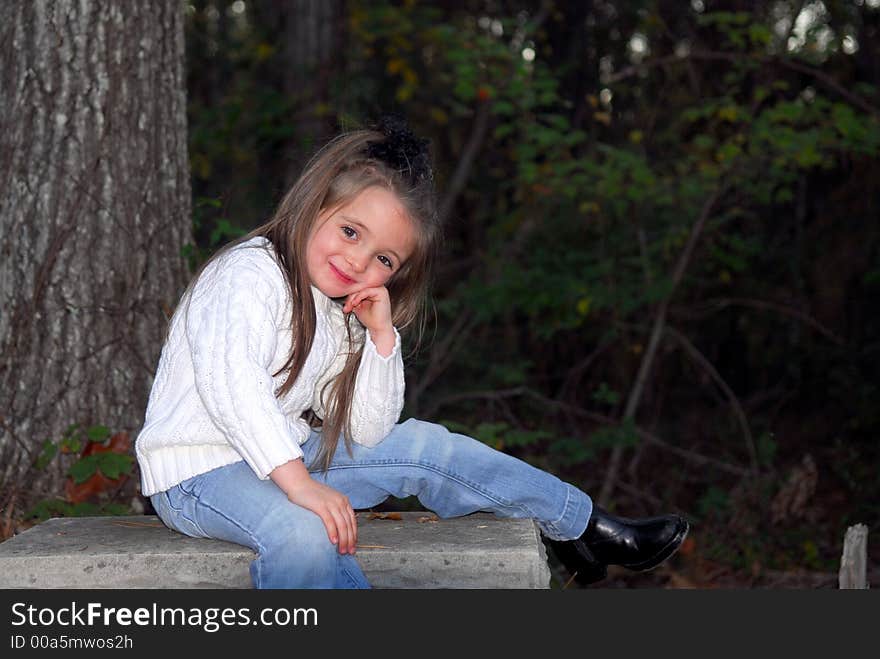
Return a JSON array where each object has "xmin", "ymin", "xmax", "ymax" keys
[
  {"xmin": 592, "ymin": 383, "xmax": 620, "ymax": 406},
  {"xmin": 493, "ymin": 100, "xmax": 515, "ymax": 116},
  {"xmin": 474, "ymin": 422, "xmax": 510, "ymax": 444},
  {"xmin": 505, "ymin": 429, "xmax": 554, "ymax": 447},
  {"xmin": 60, "ymin": 436, "xmax": 82, "ymax": 454},
  {"xmin": 453, "ymin": 79, "xmax": 476, "ymax": 101},
  {"xmin": 494, "ymin": 123, "xmax": 515, "ymax": 139},
  {"xmin": 195, "ymin": 196, "xmax": 223, "ymax": 208},
  {"xmin": 748, "ymin": 24, "xmax": 772, "ymax": 46},
  {"xmin": 95, "ymin": 453, "xmax": 134, "ymax": 480},
  {"xmin": 587, "ymin": 421, "xmax": 639, "ymax": 450},
  {"xmin": 25, "ymin": 498, "xmax": 72, "ymax": 522},
  {"xmin": 86, "ymin": 425, "xmax": 111, "ymax": 442},
  {"xmin": 35, "ymin": 440, "xmax": 58, "ymax": 470},
  {"xmin": 68, "ymin": 455, "xmax": 99, "ymax": 484},
  {"xmin": 209, "ymin": 219, "xmax": 246, "ymax": 246},
  {"xmin": 68, "ymin": 502, "xmax": 102, "ymax": 517}
]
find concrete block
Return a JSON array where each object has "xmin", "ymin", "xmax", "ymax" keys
[{"xmin": 0, "ymin": 513, "xmax": 551, "ymax": 589}]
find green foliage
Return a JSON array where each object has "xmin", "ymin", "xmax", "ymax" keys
[
  {"xmin": 36, "ymin": 423, "xmax": 106, "ymax": 470},
  {"xmin": 441, "ymin": 420, "xmax": 554, "ymax": 451},
  {"xmin": 549, "ymin": 435, "xmax": 598, "ymax": 464},
  {"xmin": 184, "ymin": 197, "xmax": 248, "ymax": 272},
  {"xmin": 586, "ymin": 419, "xmax": 640, "ymax": 451},
  {"xmin": 26, "ymin": 500, "xmax": 131, "ymax": 522},
  {"xmin": 592, "ymin": 383, "xmax": 620, "ymax": 406},
  {"xmin": 67, "ymin": 453, "xmax": 134, "ymax": 485},
  {"xmin": 24, "ymin": 424, "xmax": 136, "ymax": 522}
]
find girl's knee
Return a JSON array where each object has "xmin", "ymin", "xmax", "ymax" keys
[
  {"xmin": 264, "ymin": 530, "xmax": 336, "ymax": 568},
  {"xmin": 389, "ymin": 418, "xmax": 457, "ymax": 460},
  {"xmin": 395, "ymin": 419, "xmax": 503, "ymax": 472},
  {"xmin": 262, "ymin": 511, "xmax": 331, "ymax": 554},
  {"xmin": 398, "ymin": 417, "xmax": 445, "ymax": 437},
  {"xmin": 255, "ymin": 515, "xmax": 339, "ymax": 588}
]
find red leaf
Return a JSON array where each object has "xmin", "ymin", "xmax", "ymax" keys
[{"xmin": 64, "ymin": 431, "xmax": 131, "ymax": 503}]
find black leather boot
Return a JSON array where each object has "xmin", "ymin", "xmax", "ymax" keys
[{"xmin": 546, "ymin": 507, "xmax": 689, "ymax": 586}]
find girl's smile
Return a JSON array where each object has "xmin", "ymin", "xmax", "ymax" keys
[
  {"xmin": 329, "ymin": 262, "xmax": 355, "ymax": 285},
  {"xmin": 306, "ymin": 186, "xmax": 416, "ymax": 299}
]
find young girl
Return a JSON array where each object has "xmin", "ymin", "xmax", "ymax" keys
[{"xmin": 136, "ymin": 116, "xmax": 688, "ymax": 589}]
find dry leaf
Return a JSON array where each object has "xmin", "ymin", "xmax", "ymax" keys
[
  {"xmin": 665, "ymin": 572, "xmax": 701, "ymax": 589},
  {"xmin": 367, "ymin": 512, "xmax": 403, "ymax": 521},
  {"xmin": 417, "ymin": 515, "xmax": 439, "ymax": 523}
]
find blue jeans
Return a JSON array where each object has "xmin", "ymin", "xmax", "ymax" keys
[{"xmin": 150, "ymin": 418, "xmax": 592, "ymax": 589}]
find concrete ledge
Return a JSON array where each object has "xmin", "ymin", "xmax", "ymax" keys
[{"xmin": 0, "ymin": 513, "xmax": 551, "ymax": 589}]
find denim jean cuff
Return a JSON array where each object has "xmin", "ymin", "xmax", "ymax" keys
[{"xmin": 537, "ymin": 484, "xmax": 592, "ymax": 541}]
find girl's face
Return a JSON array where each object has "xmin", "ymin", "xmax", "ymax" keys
[{"xmin": 306, "ymin": 186, "xmax": 416, "ymax": 299}]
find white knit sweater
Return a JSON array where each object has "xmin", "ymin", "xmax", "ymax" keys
[{"xmin": 135, "ymin": 237, "xmax": 405, "ymax": 496}]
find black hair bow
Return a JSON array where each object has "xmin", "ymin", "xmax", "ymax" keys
[{"xmin": 367, "ymin": 114, "xmax": 433, "ymax": 184}]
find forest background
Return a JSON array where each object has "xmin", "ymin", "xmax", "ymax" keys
[{"xmin": 2, "ymin": 0, "xmax": 878, "ymax": 589}]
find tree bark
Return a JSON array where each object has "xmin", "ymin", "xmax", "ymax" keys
[
  {"xmin": 279, "ymin": 0, "xmax": 342, "ymax": 178},
  {"xmin": 0, "ymin": 1, "xmax": 192, "ymax": 496}
]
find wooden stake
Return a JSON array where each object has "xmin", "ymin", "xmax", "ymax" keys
[{"xmin": 838, "ymin": 523, "xmax": 869, "ymax": 589}]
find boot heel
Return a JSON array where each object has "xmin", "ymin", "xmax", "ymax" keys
[
  {"xmin": 547, "ymin": 537, "xmax": 608, "ymax": 586},
  {"xmin": 570, "ymin": 538, "xmax": 608, "ymax": 583}
]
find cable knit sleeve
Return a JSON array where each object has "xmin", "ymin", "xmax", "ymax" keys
[
  {"xmin": 184, "ymin": 248, "xmax": 307, "ymax": 479},
  {"xmin": 312, "ymin": 323, "xmax": 405, "ymax": 448},
  {"xmin": 350, "ymin": 327, "xmax": 406, "ymax": 446}
]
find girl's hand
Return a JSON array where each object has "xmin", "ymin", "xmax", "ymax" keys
[
  {"xmin": 343, "ymin": 286, "xmax": 396, "ymax": 356},
  {"xmin": 270, "ymin": 459, "xmax": 357, "ymax": 554},
  {"xmin": 286, "ymin": 477, "xmax": 358, "ymax": 555}
]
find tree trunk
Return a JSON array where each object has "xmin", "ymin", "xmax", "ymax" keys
[
  {"xmin": 0, "ymin": 1, "xmax": 192, "ymax": 499},
  {"xmin": 280, "ymin": 0, "xmax": 342, "ymax": 178}
]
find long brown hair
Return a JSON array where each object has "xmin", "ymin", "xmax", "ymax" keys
[{"xmin": 186, "ymin": 125, "xmax": 440, "ymax": 471}]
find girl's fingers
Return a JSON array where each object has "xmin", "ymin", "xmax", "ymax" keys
[
  {"xmin": 343, "ymin": 291, "xmax": 367, "ymax": 314},
  {"xmin": 344, "ymin": 501, "xmax": 357, "ymax": 554},
  {"xmin": 330, "ymin": 506, "xmax": 352, "ymax": 554},
  {"xmin": 343, "ymin": 287, "xmax": 392, "ymax": 336},
  {"xmin": 344, "ymin": 508, "xmax": 357, "ymax": 554},
  {"xmin": 320, "ymin": 511, "xmax": 339, "ymax": 547},
  {"xmin": 345, "ymin": 506, "xmax": 357, "ymax": 554},
  {"xmin": 344, "ymin": 287, "xmax": 385, "ymax": 311}
]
